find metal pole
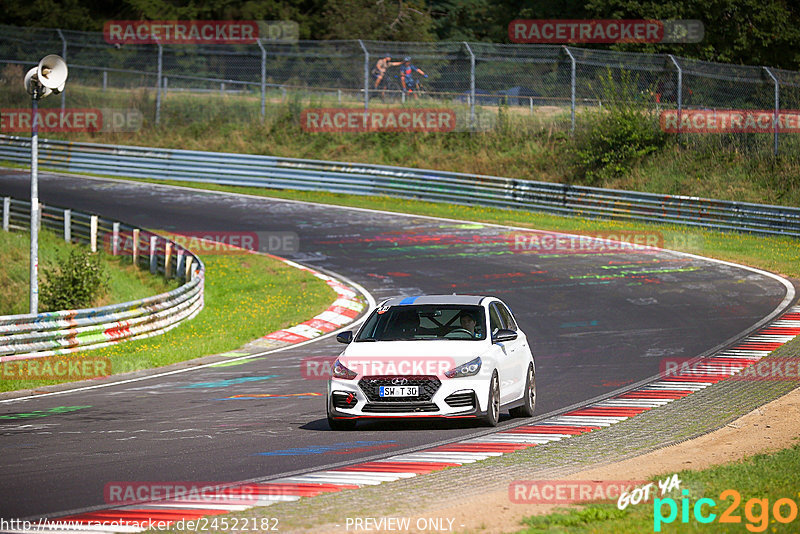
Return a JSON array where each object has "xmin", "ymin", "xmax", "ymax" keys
[
  {"xmin": 358, "ymin": 40, "xmax": 369, "ymax": 113},
  {"xmin": 563, "ymin": 46, "xmax": 576, "ymax": 134},
  {"xmin": 64, "ymin": 209, "xmax": 71, "ymax": 242},
  {"xmin": 668, "ymin": 55, "xmax": 683, "ymax": 139},
  {"xmin": 464, "ymin": 42, "xmax": 476, "ymax": 130},
  {"xmin": 103, "ymin": 70, "xmax": 107, "ymax": 91},
  {"xmin": 2, "ymin": 197, "xmax": 9, "ymax": 232},
  {"xmin": 257, "ymin": 38, "xmax": 266, "ymax": 120},
  {"xmin": 763, "ymin": 67, "xmax": 779, "ymax": 156},
  {"xmin": 57, "ymin": 29, "xmax": 67, "ymax": 112},
  {"xmin": 155, "ymin": 43, "xmax": 163, "ymax": 125},
  {"xmin": 30, "ymin": 92, "xmax": 39, "ymax": 314}
]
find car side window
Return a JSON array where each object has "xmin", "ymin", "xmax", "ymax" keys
[
  {"xmin": 489, "ymin": 304, "xmax": 504, "ymax": 335},
  {"xmin": 498, "ymin": 303, "xmax": 517, "ymax": 331}
]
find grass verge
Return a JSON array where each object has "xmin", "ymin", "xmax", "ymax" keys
[
  {"xmin": 0, "ymin": 228, "xmax": 176, "ymax": 316},
  {"xmin": 518, "ymin": 441, "xmax": 800, "ymax": 533},
  {"xmin": 1, "ymin": 239, "xmax": 338, "ymax": 392}
]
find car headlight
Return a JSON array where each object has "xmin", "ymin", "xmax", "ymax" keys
[
  {"xmin": 332, "ymin": 358, "xmax": 357, "ymax": 380},
  {"xmin": 444, "ymin": 356, "xmax": 482, "ymax": 378}
]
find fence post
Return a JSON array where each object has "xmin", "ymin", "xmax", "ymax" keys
[
  {"xmin": 163, "ymin": 77, "xmax": 168, "ymax": 95},
  {"xmin": 763, "ymin": 67, "xmax": 780, "ymax": 156},
  {"xmin": 358, "ymin": 40, "xmax": 369, "ymax": 113},
  {"xmin": 103, "ymin": 70, "xmax": 107, "ymax": 91},
  {"xmin": 463, "ymin": 42, "xmax": 476, "ymax": 131},
  {"xmin": 164, "ymin": 241, "xmax": 172, "ymax": 278},
  {"xmin": 57, "ymin": 29, "xmax": 67, "ymax": 112},
  {"xmin": 132, "ymin": 228, "xmax": 139, "ymax": 268},
  {"xmin": 2, "ymin": 197, "xmax": 9, "ymax": 231},
  {"xmin": 668, "ymin": 55, "xmax": 683, "ymax": 139},
  {"xmin": 257, "ymin": 38, "xmax": 266, "ymax": 120},
  {"xmin": 563, "ymin": 46, "xmax": 576, "ymax": 135},
  {"xmin": 155, "ymin": 42, "xmax": 163, "ymax": 125},
  {"xmin": 90, "ymin": 215, "xmax": 98, "ymax": 252},
  {"xmin": 149, "ymin": 235, "xmax": 158, "ymax": 274},
  {"xmin": 64, "ymin": 209, "xmax": 71, "ymax": 242},
  {"xmin": 112, "ymin": 222, "xmax": 120, "ymax": 255}
]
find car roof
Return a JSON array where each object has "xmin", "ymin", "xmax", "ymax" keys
[{"xmin": 380, "ymin": 295, "xmax": 488, "ymax": 306}]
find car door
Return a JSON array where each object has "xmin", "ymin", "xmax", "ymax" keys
[
  {"xmin": 496, "ymin": 301, "xmax": 530, "ymax": 401},
  {"xmin": 490, "ymin": 301, "xmax": 520, "ymax": 404}
]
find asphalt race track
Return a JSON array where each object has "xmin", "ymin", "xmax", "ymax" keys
[{"xmin": 0, "ymin": 169, "xmax": 793, "ymax": 520}]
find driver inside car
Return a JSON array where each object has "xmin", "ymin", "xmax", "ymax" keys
[{"xmin": 458, "ymin": 310, "xmax": 479, "ymax": 337}]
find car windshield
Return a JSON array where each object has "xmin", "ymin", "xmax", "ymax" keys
[{"xmin": 355, "ymin": 305, "xmax": 486, "ymax": 341}]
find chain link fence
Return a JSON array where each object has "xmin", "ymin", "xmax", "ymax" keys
[{"xmin": 2, "ymin": 23, "xmax": 799, "ymax": 154}]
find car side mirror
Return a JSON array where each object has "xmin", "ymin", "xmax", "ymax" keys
[
  {"xmin": 492, "ymin": 329, "xmax": 517, "ymax": 343},
  {"xmin": 336, "ymin": 331, "xmax": 353, "ymax": 344}
]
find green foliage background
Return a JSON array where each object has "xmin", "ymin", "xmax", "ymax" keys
[{"xmin": 3, "ymin": 0, "xmax": 800, "ymax": 68}]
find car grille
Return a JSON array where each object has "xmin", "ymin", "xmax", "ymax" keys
[
  {"xmin": 358, "ymin": 376, "xmax": 441, "ymax": 402},
  {"xmin": 362, "ymin": 403, "xmax": 439, "ymax": 413},
  {"xmin": 445, "ymin": 391, "xmax": 476, "ymax": 408},
  {"xmin": 331, "ymin": 391, "xmax": 358, "ymax": 409}
]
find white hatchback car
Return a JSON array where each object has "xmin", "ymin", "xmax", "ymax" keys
[{"xmin": 327, "ymin": 295, "xmax": 535, "ymax": 430}]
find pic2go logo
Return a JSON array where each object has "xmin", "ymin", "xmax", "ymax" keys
[{"xmin": 654, "ymin": 489, "xmax": 799, "ymax": 532}]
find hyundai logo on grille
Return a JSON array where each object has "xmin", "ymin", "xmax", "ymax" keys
[{"xmin": 391, "ymin": 377, "xmax": 408, "ymax": 385}]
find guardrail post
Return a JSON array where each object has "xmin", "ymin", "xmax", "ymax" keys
[
  {"xmin": 668, "ymin": 55, "xmax": 683, "ymax": 139},
  {"xmin": 463, "ymin": 42, "xmax": 476, "ymax": 131},
  {"xmin": 149, "ymin": 235, "xmax": 158, "ymax": 274},
  {"xmin": 257, "ymin": 38, "xmax": 266, "ymax": 120},
  {"xmin": 63, "ymin": 209, "xmax": 71, "ymax": 242},
  {"xmin": 763, "ymin": 67, "xmax": 780, "ymax": 156},
  {"xmin": 358, "ymin": 40, "xmax": 369, "ymax": 113},
  {"xmin": 176, "ymin": 248, "xmax": 185, "ymax": 281},
  {"xmin": 112, "ymin": 222, "xmax": 120, "ymax": 255},
  {"xmin": 155, "ymin": 42, "xmax": 163, "ymax": 125},
  {"xmin": 90, "ymin": 215, "xmax": 98, "ymax": 252},
  {"xmin": 132, "ymin": 228, "xmax": 139, "ymax": 268},
  {"xmin": 57, "ymin": 29, "xmax": 67, "ymax": 112},
  {"xmin": 2, "ymin": 197, "xmax": 9, "ymax": 231},
  {"xmin": 563, "ymin": 46, "xmax": 576, "ymax": 135},
  {"xmin": 164, "ymin": 241, "xmax": 172, "ymax": 278}
]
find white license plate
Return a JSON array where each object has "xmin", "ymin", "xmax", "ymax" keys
[{"xmin": 379, "ymin": 386, "xmax": 419, "ymax": 397}]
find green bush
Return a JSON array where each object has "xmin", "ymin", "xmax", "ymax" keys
[
  {"xmin": 570, "ymin": 70, "xmax": 668, "ymax": 185},
  {"xmin": 41, "ymin": 249, "xmax": 110, "ymax": 311}
]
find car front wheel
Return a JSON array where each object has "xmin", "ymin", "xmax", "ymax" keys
[{"xmin": 481, "ymin": 371, "xmax": 500, "ymax": 427}]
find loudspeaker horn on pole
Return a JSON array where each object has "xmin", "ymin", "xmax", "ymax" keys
[{"xmin": 37, "ymin": 55, "xmax": 68, "ymax": 93}]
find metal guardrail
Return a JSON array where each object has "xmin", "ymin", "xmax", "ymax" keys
[
  {"xmin": 0, "ymin": 196, "xmax": 205, "ymax": 361},
  {"xmin": 0, "ymin": 135, "xmax": 799, "ymax": 238}
]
